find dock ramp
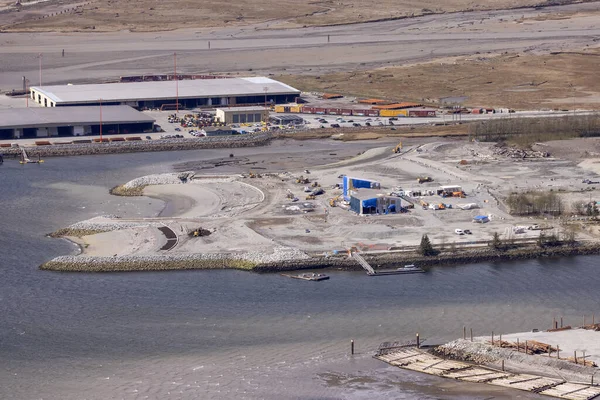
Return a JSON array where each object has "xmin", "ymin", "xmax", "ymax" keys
[{"xmin": 352, "ymin": 252, "xmax": 375, "ymax": 275}]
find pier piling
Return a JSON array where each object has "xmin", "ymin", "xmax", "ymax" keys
[
  {"xmin": 502, "ymin": 359, "xmax": 505, "ymax": 371},
  {"xmin": 470, "ymin": 328, "xmax": 473, "ymax": 342},
  {"xmin": 492, "ymin": 331, "xmax": 494, "ymax": 345},
  {"xmin": 416, "ymin": 333, "xmax": 420, "ymax": 348},
  {"xmin": 561, "ymin": 316, "xmax": 563, "ymax": 328},
  {"xmin": 463, "ymin": 326, "xmax": 466, "ymax": 340},
  {"xmin": 350, "ymin": 340, "xmax": 354, "ymax": 355},
  {"xmin": 557, "ymin": 345, "xmax": 560, "ymax": 359}
]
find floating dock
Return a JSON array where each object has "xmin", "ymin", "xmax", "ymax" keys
[
  {"xmin": 375, "ymin": 346, "xmax": 600, "ymax": 400},
  {"xmin": 281, "ymin": 273, "xmax": 329, "ymax": 281},
  {"xmin": 352, "ymin": 252, "xmax": 424, "ymax": 275}
]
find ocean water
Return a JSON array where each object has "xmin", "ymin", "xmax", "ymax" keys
[{"xmin": 0, "ymin": 141, "xmax": 598, "ymax": 399}]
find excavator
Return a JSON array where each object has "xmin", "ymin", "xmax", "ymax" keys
[{"xmin": 393, "ymin": 141, "xmax": 402, "ymax": 153}]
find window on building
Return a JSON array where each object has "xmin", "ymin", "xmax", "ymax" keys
[
  {"xmin": 240, "ymin": 114, "xmax": 246, "ymax": 123},
  {"xmin": 232, "ymin": 115, "xmax": 239, "ymax": 123},
  {"xmin": 255, "ymin": 114, "xmax": 262, "ymax": 122},
  {"xmin": 247, "ymin": 114, "xmax": 254, "ymax": 123}
]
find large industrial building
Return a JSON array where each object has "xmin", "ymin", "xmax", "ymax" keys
[
  {"xmin": 29, "ymin": 77, "xmax": 300, "ymax": 109},
  {"xmin": 0, "ymin": 106, "xmax": 155, "ymax": 139}
]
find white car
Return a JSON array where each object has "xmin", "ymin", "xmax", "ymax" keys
[{"xmin": 455, "ymin": 229, "xmax": 464, "ymax": 235}]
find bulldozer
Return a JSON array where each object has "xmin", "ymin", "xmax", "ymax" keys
[
  {"xmin": 311, "ymin": 181, "xmax": 320, "ymax": 188},
  {"xmin": 417, "ymin": 176, "xmax": 433, "ymax": 184}
]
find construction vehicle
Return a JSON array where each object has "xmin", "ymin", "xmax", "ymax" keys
[
  {"xmin": 453, "ymin": 191, "xmax": 466, "ymax": 198},
  {"xmin": 311, "ymin": 181, "xmax": 320, "ymax": 188},
  {"xmin": 417, "ymin": 176, "xmax": 433, "ymax": 184},
  {"xmin": 296, "ymin": 176, "xmax": 310, "ymax": 184},
  {"xmin": 306, "ymin": 194, "xmax": 316, "ymax": 200},
  {"xmin": 393, "ymin": 142, "xmax": 403, "ymax": 153},
  {"xmin": 438, "ymin": 203, "xmax": 446, "ymax": 210},
  {"xmin": 286, "ymin": 190, "xmax": 295, "ymax": 199},
  {"xmin": 420, "ymin": 199, "xmax": 429, "ymax": 209}
]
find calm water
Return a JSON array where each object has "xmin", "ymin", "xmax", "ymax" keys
[{"xmin": 1, "ymin": 142, "xmax": 599, "ymax": 399}]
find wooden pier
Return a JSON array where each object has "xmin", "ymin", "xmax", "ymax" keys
[{"xmin": 375, "ymin": 346, "xmax": 600, "ymax": 400}]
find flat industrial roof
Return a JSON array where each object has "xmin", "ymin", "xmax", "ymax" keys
[
  {"xmin": 0, "ymin": 106, "xmax": 155, "ymax": 129},
  {"xmin": 350, "ymin": 188, "xmax": 387, "ymax": 200},
  {"xmin": 217, "ymin": 106, "xmax": 268, "ymax": 112},
  {"xmin": 30, "ymin": 77, "xmax": 300, "ymax": 105}
]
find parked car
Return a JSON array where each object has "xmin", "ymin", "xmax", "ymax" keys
[
  {"xmin": 455, "ymin": 229, "xmax": 464, "ymax": 235},
  {"xmin": 145, "ymin": 136, "xmax": 152, "ymax": 140},
  {"xmin": 464, "ymin": 229, "xmax": 472, "ymax": 234},
  {"xmin": 365, "ymin": 122, "xmax": 371, "ymax": 126},
  {"xmin": 330, "ymin": 123, "xmax": 341, "ymax": 128},
  {"xmin": 352, "ymin": 123, "xmax": 361, "ymax": 127}
]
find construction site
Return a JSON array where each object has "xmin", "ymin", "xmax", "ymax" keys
[{"xmin": 41, "ymin": 132, "xmax": 600, "ymax": 272}]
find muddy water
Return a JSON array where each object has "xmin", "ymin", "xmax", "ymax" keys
[{"xmin": 0, "ymin": 140, "xmax": 596, "ymax": 399}]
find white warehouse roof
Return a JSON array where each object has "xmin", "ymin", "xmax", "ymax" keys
[
  {"xmin": 30, "ymin": 77, "xmax": 300, "ymax": 105},
  {"xmin": 0, "ymin": 106, "xmax": 155, "ymax": 129}
]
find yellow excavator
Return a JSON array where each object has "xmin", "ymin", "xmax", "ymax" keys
[{"xmin": 393, "ymin": 141, "xmax": 402, "ymax": 153}]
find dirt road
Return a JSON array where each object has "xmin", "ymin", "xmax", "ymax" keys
[{"xmin": 1, "ymin": 2, "xmax": 599, "ymax": 91}]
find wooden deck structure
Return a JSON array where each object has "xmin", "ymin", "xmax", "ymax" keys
[{"xmin": 375, "ymin": 346, "xmax": 600, "ymax": 400}]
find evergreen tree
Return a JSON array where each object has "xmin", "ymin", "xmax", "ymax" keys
[{"xmin": 419, "ymin": 234, "xmax": 435, "ymax": 256}]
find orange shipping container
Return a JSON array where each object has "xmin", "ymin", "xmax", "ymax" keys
[{"xmin": 380, "ymin": 109, "xmax": 408, "ymax": 117}]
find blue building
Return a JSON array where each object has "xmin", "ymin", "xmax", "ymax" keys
[
  {"xmin": 343, "ymin": 176, "xmax": 381, "ymax": 199},
  {"xmin": 349, "ymin": 189, "xmax": 402, "ymax": 215}
]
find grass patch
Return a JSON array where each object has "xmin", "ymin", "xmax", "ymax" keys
[{"xmin": 110, "ymin": 184, "xmax": 146, "ymax": 196}]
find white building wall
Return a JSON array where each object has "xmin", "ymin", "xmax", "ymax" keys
[
  {"xmin": 36, "ymin": 128, "xmax": 48, "ymax": 137},
  {"xmin": 47, "ymin": 127, "xmax": 58, "ymax": 136}
]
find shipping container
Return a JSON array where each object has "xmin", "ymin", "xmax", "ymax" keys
[
  {"xmin": 290, "ymin": 106, "xmax": 302, "ymax": 113},
  {"xmin": 340, "ymin": 109, "xmax": 353, "ymax": 116},
  {"xmin": 408, "ymin": 109, "xmax": 437, "ymax": 117},
  {"xmin": 327, "ymin": 108, "xmax": 342, "ymax": 115},
  {"xmin": 380, "ymin": 109, "xmax": 408, "ymax": 117},
  {"xmin": 274, "ymin": 105, "xmax": 286, "ymax": 113}
]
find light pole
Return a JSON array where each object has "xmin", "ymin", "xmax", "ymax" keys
[
  {"xmin": 263, "ymin": 86, "xmax": 269, "ymax": 126},
  {"xmin": 99, "ymin": 98, "xmax": 103, "ymax": 142},
  {"xmin": 25, "ymin": 78, "xmax": 30, "ymax": 107},
  {"xmin": 174, "ymin": 52, "xmax": 179, "ymax": 114},
  {"xmin": 38, "ymin": 53, "xmax": 43, "ymax": 87}
]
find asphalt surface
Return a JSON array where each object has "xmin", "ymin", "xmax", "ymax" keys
[{"xmin": 0, "ymin": 2, "xmax": 599, "ymax": 89}]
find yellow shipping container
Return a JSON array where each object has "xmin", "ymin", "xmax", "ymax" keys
[
  {"xmin": 274, "ymin": 105, "xmax": 286, "ymax": 113},
  {"xmin": 290, "ymin": 106, "xmax": 302, "ymax": 113},
  {"xmin": 380, "ymin": 109, "xmax": 408, "ymax": 117}
]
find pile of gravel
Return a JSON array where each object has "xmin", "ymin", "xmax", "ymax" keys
[
  {"xmin": 242, "ymin": 246, "xmax": 310, "ymax": 263},
  {"xmin": 66, "ymin": 217, "xmax": 161, "ymax": 232},
  {"xmin": 123, "ymin": 171, "xmax": 195, "ymax": 189}
]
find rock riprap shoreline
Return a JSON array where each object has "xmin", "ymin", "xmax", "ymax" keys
[
  {"xmin": 2, "ymin": 134, "xmax": 273, "ymax": 158},
  {"xmin": 41, "ymin": 247, "xmax": 311, "ymax": 272}
]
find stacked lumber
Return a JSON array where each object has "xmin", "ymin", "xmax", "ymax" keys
[
  {"xmin": 547, "ymin": 326, "xmax": 572, "ymax": 332},
  {"xmin": 582, "ymin": 323, "xmax": 600, "ymax": 331},
  {"xmin": 488, "ymin": 340, "xmax": 556, "ymax": 355},
  {"xmin": 565, "ymin": 357, "xmax": 597, "ymax": 367}
]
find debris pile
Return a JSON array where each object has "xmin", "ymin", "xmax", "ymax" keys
[{"xmin": 492, "ymin": 144, "xmax": 550, "ymax": 159}]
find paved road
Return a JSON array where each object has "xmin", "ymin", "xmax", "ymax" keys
[{"xmin": 0, "ymin": 2, "xmax": 599, "ymax": 90}]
